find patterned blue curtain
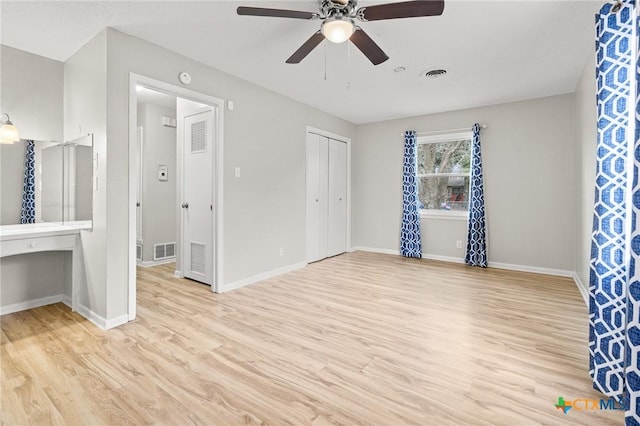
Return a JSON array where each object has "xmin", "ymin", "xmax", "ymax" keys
[
  {"xmin": 465, "ymin": 123, "xmax": 487, "ymax": 267},
  {"xmin": 400, "ymin": 130, "xmax": 422, "ymax": 258},
  {"xmin": 627, "ymin": 1, "xmax": 640, "ymax": 422},
  {"xmin": 590, "ymin": 2, "xmax": 640, "ymax": 423},
  {"xmin": 20, "ymin": 140, "xmax": 35, "ymax": 224}
]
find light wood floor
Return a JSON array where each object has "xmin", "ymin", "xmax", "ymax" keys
[{"xmin": 1, "ymin": 252, "xmax": 623, "ymax": 425}]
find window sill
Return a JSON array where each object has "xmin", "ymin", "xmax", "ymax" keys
[{"xmin": 420, "ymin": 210, "xmax": 468, "ymax": 221}]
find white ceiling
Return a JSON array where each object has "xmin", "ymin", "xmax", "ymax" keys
[{"xmin": 0, "ymin": 0, "xmax": 601, "ymax": 124}]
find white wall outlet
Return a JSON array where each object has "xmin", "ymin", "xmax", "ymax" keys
[
  {"xmin": 228, "ymin": 100, "xmax": 234, "ymax": 111},
  {"xmin": 279, "ymin": 247, "xmax": 284, "ymax": 256},
  {"xmin": 235, "ymin": 167, "xmax": 241, "ymax": 178},
  {"xmin": 456, "ymin": 240, "xmax": 462, "ymax": 249}
]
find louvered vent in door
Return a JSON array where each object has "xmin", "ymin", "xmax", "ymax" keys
[
  {"xmin": 191, "ymin": 121, "xmax": 207, "ymax": 153},
  {"xmin": 190, "ymin": 242, "xmax": 206, "ymax": 275}
]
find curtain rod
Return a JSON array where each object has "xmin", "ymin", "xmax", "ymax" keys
[{"xmin": 411, "ymin": 124, "xmax": 487, "ymax": 137}]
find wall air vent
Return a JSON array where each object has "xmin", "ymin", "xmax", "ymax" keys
[{"xmin": 153, "ymin": 242, "xmax": 176, "ymax": 261}]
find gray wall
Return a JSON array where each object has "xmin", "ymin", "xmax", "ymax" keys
[
  {"xmin": 64, "ymin": 31, "xmax": 108, "ymax": 318},
  {"xmin": 0, "ymin": 142, "xmax": 25, "ymax": 225},
  {"xmin": 353, "ymin": 94, "xmax": 576, "ymax": 272},
  {"xmin": 139, "ymin": 102, "xmax": 177, "ymax": 262},
  {"xmin": 0, "ymin": 45, "xmax": 63, "ymax": 142},
  {"xmin": 574, "ymin": 52, "xmax": 597, "ymax": 294},
  {"xmin": 103, "ymin": 28, "xmax": 356, "ymax": 319},
  {"xmin": 0, "ymin": 46, "xmax": 68, "ymax": 310},
  {"xmin": 74, "ymin": 145, "xmax": 94, "ymax": 221},
  {"xmin": 0, "ymin": 45, "xmax": 63, "ymax": 226},
  {"xmin": 0, "ymin": 252, "xmax": 69, "ymax": 307}
]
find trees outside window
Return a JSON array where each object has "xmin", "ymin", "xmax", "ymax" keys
[{"xmin": 417, "ymin": 137, "xmax": 471, "ymax": 211}]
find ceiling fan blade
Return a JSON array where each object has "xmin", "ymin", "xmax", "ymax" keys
[
  {"xmin": 350, "ymin": 28, "xmax": 389, "ymax": 65},
  {"xmin": 286, "ymin": 32, "xmax": 326, "ymax": 64},
  {"xmin": 237, "ymin": 6, "xmax": 318, "ymax": 20},
  {"xmin": 358, "ymin": 0, "xmax": 444, "ymax": 21}
]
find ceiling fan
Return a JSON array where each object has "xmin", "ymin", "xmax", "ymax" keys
[{"xmin": 237, "ymin": 0, "xmax": 445, "ymax": 66}]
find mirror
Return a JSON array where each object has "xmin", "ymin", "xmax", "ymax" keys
[{"xmin": 0, "ymin": 134, "xmax": 93, "ymax": 227}]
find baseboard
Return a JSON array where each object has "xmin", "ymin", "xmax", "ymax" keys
[
  {"xmin": 105, "ymin": 314, "xmax": 130, "ymax": 329},
  {"xmin": 62, "ymin": 294, "xmax": 72, "ymax": 308},
  {"xmin": 137, "ymin": 258, "xmax": 176, "ymax": 268},
  {"xmin": 352, "ymin": 246, "xmax": 574, "ymax": 279},
  {"xmin": 74, "ymin": 303, "xmax": 129, "ymax": 330},
  {"xmin": 422, "ymin": 253, "xmax": 465, "ymax": 264},
  {"xmin": 487, "ymin": 261, "xmax": 573, "ymax": 278},
  {"xmin": 350, "ymin": 246, "xmax": 400, "ymax": 256},
  {"xmin": 0, "ymin": 294, "xmax": 63, "ymax": 316},
  {"xmin": 572, "ymin": 273, "xmax": 589, "ymax": 307},
  {"xmin": 221, "ymin": 262, "xmax": 307, "ymax": 293}
]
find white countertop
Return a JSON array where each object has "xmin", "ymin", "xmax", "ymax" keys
[{"xmin": 0, "ymin": 221, "xmax": 92, "ymax": 241}]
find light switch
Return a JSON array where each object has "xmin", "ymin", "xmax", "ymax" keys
[
  {"xmin": 235, "ymin": 167, "xmax": 241, "ymax": 178},
  {"xmin": 158, "ymin": 164, "xmax": 168, "ymax": 181},
  {"xmin": 228, "ymin": 100, "xmax": 234, "ymax": 111}
]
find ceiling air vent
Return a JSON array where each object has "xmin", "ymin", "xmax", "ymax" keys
[{"xmin": 424, "ymin": 69, "xmax": 447, "ymax": 79}]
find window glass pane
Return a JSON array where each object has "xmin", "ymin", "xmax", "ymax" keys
[
  {"xmin": 417, "ymin": 140, "xmax": 471, "ymax": 174},
  {"xmin": 418, "ymin": 176, "xmax": 470, "ymax": 211},
  {"xmin": 417, "ymin": 138, "xmax": 472, "ymax": 211}
]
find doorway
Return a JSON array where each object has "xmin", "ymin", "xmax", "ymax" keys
[{"xmin": 128, "ymin": 73, "xmax": 224, "ymax": 321}]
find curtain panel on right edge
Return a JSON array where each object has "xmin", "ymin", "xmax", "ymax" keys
[{"xmin": 590, "ymin": 1, "xmax": 640, "ymax": 423}]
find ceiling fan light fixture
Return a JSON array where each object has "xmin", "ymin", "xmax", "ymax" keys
[{"xmin": 321, "ymin": 17, "xmax": 355, "ymax": 43}]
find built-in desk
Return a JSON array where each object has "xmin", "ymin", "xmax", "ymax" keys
[{"xmin": 0, "ymin": 221, "xmax": 91, "ymax": 313}]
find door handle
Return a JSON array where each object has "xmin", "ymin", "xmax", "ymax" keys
[
  {"xmin": 182, "ymin": 203, "xmax": 189, "ymax": 209},
  {"xmin": 136, "ymin": 202, "xmax": 140, "ymax": 207}
]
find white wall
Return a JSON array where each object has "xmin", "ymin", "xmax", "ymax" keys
[
  {"xmin": 574, "ymin": 52, "xmax": 597, "ymax": 296},
  {"xmin": 139, "ymin": 102, "xmax": 177, "ymax": 262},
  {"xmin": 64, "ymin": 31, "xmax": 108, "ymax": 319},
  {"xmin": 0, "ymin": 46, "xmax": 69, "ymax": 311},
  {"xmin": 353, "ymin": 94, "xmax": 576, "ymax": 272},
  {"xmin": 100, "ymin": 28, "xmax": 355, "ymax": 319}
]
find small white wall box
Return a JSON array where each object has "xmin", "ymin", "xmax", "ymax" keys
[
  {"xmin": 158, "ymin": 164, "xmax": 168, "ymax": 181},
  {"xmin": 162, "ymin": 116, "xmax": 177, "ymax": 128}
]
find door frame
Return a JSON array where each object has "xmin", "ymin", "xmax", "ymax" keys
[
  {"xmin": 128, "ymin": 73, "xmax": 225, "ymax": 321},
  {"xmin": 305, "ymin": 126, "xmax": 352, "ymax": 263}
]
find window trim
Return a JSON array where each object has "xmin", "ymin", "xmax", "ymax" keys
[{"xmin": 416, "ymin": 131, "xmax": 473, "ymax": 218}]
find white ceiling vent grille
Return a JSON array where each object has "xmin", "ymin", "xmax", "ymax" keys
[
  {"xmin": 190, "ymin": 242, "xmax": 206, "ymax": 275},
  {"xmin": 423, "ymin": 69, "xmax": 447, "ymax": 79},
  {"xmin": 191, "ymin": 121, "xmax": 207, "ymax": 152}
]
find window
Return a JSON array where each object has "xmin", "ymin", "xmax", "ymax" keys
[{"xmin": 416, "ymin": 132, "xmax": 472, "ymax": 212}]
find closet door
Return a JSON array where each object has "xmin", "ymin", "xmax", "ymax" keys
[
  {"xmin": 327, "ymin": 139, "xmax": 347, "ymax": 257},
  {"xmin": 306, "ymin": 134, "xmax": 329, "ymax": 262}
]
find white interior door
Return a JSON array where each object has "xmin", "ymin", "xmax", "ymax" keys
[
  {"xmin": 182, "ymin": 109, "xmax": 214, "ymax": 285},
  {"xmin": 327, "ymin": 139, "xmax": 347, "ymax": 257},
  {"xmin": 306, "ymin": 134, "xmax": 329, "ymax": 262}
]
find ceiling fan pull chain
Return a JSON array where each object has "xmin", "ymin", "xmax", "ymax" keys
[
  {"xmin": 324, "ymin": 40, "xmax": 327, "ymax": 81},
  {"xmin": 347, "ymin": 41, "xmax": 351, "ymax": 90}
]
